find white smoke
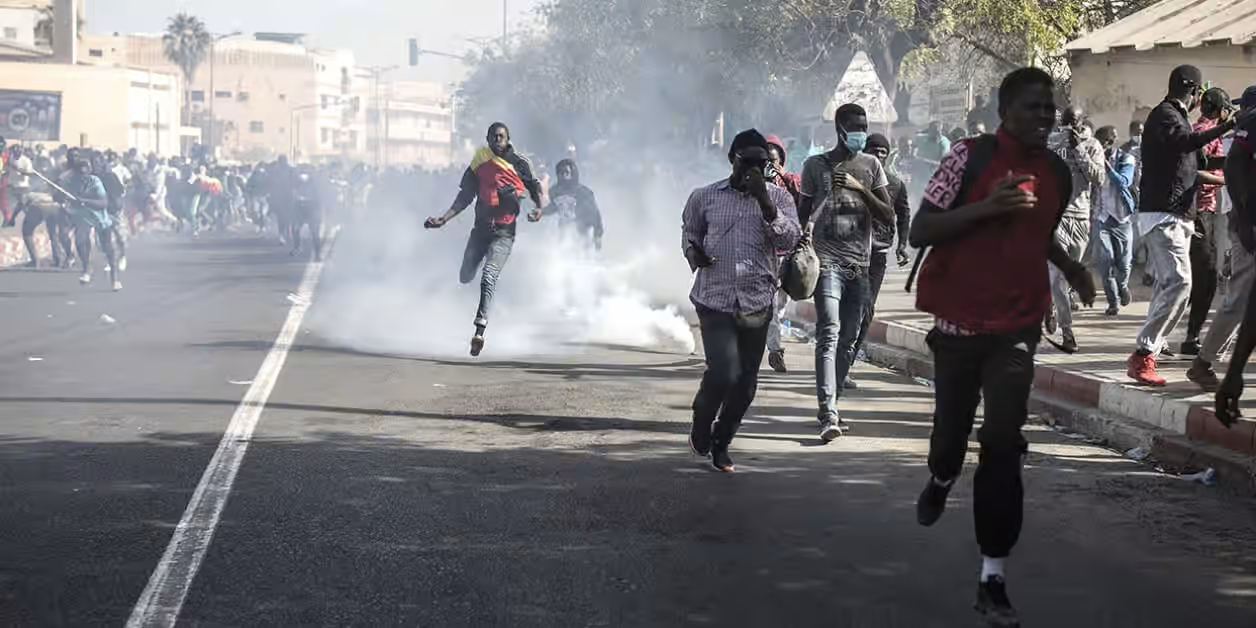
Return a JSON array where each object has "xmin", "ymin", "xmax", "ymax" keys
[{"xmin": 306, "ymin": 175, "xmax": 698, "ymax": 359}]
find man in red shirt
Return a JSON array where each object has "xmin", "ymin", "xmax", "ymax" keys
[
  {"xmin": 1182, "ymin": 88, "xmax": 1231, "ymax": 355},
  {"xmin": 908, "ymin": 67, "xmax": 1095, "ymax": 626}
]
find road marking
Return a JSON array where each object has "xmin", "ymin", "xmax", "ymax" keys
[{"xmin": 126, "ymin": 257, "xmax": 325, "ymax": 628}]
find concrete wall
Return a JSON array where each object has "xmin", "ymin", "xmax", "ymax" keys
[
  {"xmin": 0, "ymin": 6, "xmax": 38, "ymax": 46},
  {"xmin": 0, "ymin": 61, "xmax": 180, "ymax": 155},
  {"xmin": 1069, "ymin": 44, "xmax": 1256, "ymax": 135}
]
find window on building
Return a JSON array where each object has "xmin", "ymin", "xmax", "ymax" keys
[
  {"xmin": 191, "ymin": 91, "xmax": 205, "ymax": 102},
  {"xmin": 237, "ymin": 92, "xmax": 249, "ymax": 102},
  {"xmin": 321, "ymin": 128, "xmax": 330, "ymax": 144},
  {"xmin": 278, "ymin": 93, "xmax": 287, "ymax": 102},
  {"xmin": 88, "ymin": 48, "xmax": 104, "ymax": 58},
  {"xmin": 249, "ymin": 121, "xmax": 264, "ymax": 134},
  {"xmin": 321, "ymin": 95, "xmax": 329, "ymax": 110},
  {"xmin": 215, "ymin": 90, "xmax": 232, "ymax": 99},
  {"xmin": 4, "ymin": 27, "xmax": 18, "ymax": 40}
]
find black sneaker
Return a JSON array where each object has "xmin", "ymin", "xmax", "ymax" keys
[
  {"xmin": 711, "ymin": 449, "xmax": 735, "ymax": 473},
  {"xmin": 1104, "ymin": 305, "xmax": 1119, "ymax": 317},
  {"xmin": 1181, "ymin": 339, "xmax": 1201, "ymax": 356},
  {"xmin": 819, "ymin": 419, "xmax": 842, "ymax": 443},
  {"xmin": 916, "ymin": 477, "xmax": 952, "ymax": 526},
  {"xmin": 689, "ymin": 421, "xmax": 712, "ymax": 458},
  {"xmin": 1120, "ymin": 286, "xmax": 1132, "ymax": 307},
  {"xmin": 768, "ymin": 350, "xmax": 787, "ymax": 374},
  {"xmin": 470, "ymin": 334, "xmax": 485, "ymax": 357},
  {"xmin": 975, "ymin": 576, "xmax": 1020, "ymax": 627}
]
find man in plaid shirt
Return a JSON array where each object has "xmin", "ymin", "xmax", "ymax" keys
[{"xmin": 682, "ymin": 129, "xmax": 801, "ymax": 472}]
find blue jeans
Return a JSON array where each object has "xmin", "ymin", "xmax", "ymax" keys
[
  {"xmin": 1094, "ymin": 216, "xmax": 1133, "ymax": 309},
  {"xmin": 460, "ymin": 224, "xmax": 516, "ymax": 329},
  {"xmin": 814, "ymin": 267, "xmax": 869, "ymax": 421}
]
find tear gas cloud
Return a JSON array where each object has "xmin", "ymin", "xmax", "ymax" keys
[{"xmin": 307, "ymin": 162, "xmax": 729, "ymax": 358}]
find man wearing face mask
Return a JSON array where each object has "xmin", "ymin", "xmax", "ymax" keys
[
  {"xmin": 1043, "ymin": 108, "xmax": 1105, "ymax": 353},
  {"xmin": 426, "ymin": 122, "xmax": 544, "ymax": 357},
  {"xmin": 1128, "ymin": 65, "xmax": 1253, "ymax": 385},
  {"xmin": 799, "ymin": 103, "xmax": 894, "ymax": 442},
  {"xmin": 683, "ymin": 129, "xmax": 800, "ymax": 473}
]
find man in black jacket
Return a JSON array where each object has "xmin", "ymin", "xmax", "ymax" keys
[
  {"xmin": 543, "ymin": 159, "xmax": 603, "ymax": 249},
  {"xmin": 1127, "ymin": 65, "xmax": 1251, "ymax": 386}
]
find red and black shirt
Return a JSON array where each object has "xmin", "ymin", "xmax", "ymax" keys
[{"xmin": 916, "ymin": 128, "xmax": 1069, "ymax": 334}]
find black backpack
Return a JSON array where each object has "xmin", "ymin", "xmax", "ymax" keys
[{"xmin": 905, "ymin": 134, "xmax": 1073, "ymax": 292}]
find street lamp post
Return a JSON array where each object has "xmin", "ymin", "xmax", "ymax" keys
[{"xmin": 208, "ymin": 31, "xmax": 242, "ymax": 159}]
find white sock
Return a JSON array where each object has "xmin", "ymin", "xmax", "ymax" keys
[
  {"xmin": 931, "ymin": 476, "xmax": 954, "ymax": 488},
  {"xmin": 981, "ymin": 556, "xmax": 1006, "ymax": 582}
]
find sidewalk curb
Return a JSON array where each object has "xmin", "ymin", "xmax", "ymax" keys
[{"xmin": 860, "ymin": 326, "xmax": 1256, "ymax": 495}]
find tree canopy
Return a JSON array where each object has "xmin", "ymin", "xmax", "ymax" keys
[{"xmin": 457, "ymin": 0, "xmax": 1158, "ymax": 154}]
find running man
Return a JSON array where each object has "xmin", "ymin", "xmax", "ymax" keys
[
  {"xmin": 909, "ymin": 67, "xmax": 1096, "ymax": 626},
  {"xmin": 425, "ymin": 122, "xmax": 544, "ymax": 357},
  {"xmin": 683, "ymin": 129, "xmax": 800, "ymax": 472},
  {"xmin": 60, "ymin": 152, "xmax": 120, "ymax": 290},
  {"xmin": 764, "ymin": 134, "xmax": 803, "ymax": 374}
]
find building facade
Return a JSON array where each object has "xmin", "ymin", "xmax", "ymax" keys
[{"xmin": 82, "ymin": 32, "xmax": 452, "ymax": 166}]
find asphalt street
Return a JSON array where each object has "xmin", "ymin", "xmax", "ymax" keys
[{"xmin": 2, "ymin": 232, "xmax": 1256, "ymax": 627}]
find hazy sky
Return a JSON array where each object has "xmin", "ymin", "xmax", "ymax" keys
[{"xmin": 87, "ymin": 0, "xmax": 543, "ymax": 84}]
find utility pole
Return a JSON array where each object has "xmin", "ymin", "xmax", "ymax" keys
[{"xmin": 503, "ymin": 0, "xmax": 508, "ymax": 40}]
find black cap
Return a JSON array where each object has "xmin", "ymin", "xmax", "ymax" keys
[
  {"xmin": 1234, "ymin": 85, "xmax": 1256, "ymax": 109},
  {"xmin": 1169, "ymin": 65, "xmax": 1203, "ymax": 90},
  {"xmin": 728, "ymin": 129, "xmax": 770, "ymax": 161},
  {"xmin": 865, "ymin": 133, "xmax": 891, "ymax": 152}
]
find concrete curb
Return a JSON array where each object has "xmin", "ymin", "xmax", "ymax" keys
[{"xmin": 859, "ymin": 321, "xmax": 1256, "ymax": 495}]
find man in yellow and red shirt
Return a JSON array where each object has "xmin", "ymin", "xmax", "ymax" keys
[{"xmin": 426, "ymin": 122, "xmax": 544, "ymax": 357}]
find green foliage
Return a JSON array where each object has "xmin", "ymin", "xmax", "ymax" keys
[{"xmin": 163, "ymin": 12, "xmax": 211, "ymax": 84}]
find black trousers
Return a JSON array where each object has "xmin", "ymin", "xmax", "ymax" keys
[
  {"xmin": 1187, "ymin": 211, "xmax": 1218, "ymax": 342},
  {"xmin": 692, "ymin": 306, "xmax": 771, "ymax": 452},
  {"xmin": 927, "ymin": 325, "xmax": 1038, "ymax": 559},
  {"xmin": 854, "ymin": 249, "xmax": 889, "ymax": 358}
]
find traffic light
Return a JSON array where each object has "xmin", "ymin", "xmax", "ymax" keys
[{"xmin": 409, "ymin": 38, "xmax": 419, "ymax": 66}]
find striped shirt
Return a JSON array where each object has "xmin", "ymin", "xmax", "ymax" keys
[{"xmin": 682, "ymin": 179, "xmax": 801, "ymax": 315}]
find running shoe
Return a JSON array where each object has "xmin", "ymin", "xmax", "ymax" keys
[
  {"xmin": 916, "ymin": 477, "xmax": 952, "ymax": 526},
  {"xmin": 689, "ymin": 421, "xmax": 712, "ymax": 458},
  {"xmin": 118, "ymin": 256, "xmax": 128, "ymax": 272},
  {"xmin": 711, "ymin": 449, "xmax": 735, "ymax": 473},
  {"xmin": 78, "ymin": 273, "xmax": 91, "ymax": 285},
  {"xmin": 1187, "ymin": 359, "xmax": 1220, "ymax": 393},
  {"xmin": 819, "ymin": 418, "xmax": 842, "ymax": 443},
  {"xmin": 470, "ymin": 334, "xmax": 486, "ymax": 357},
  {"xmin": 768, "ymin": 350, "xmax": 787, "ymax": 373},
  {"xmin": 1127, "ymin": 352, "xmax": 1166, "ymax": 387},
  {"xmin": 974, "ymin": 576, "xmax": 1020, "ymax": 627},
  {"xmin": 112, "ymin": 281, "xmax": 122, "ymax": 292}
]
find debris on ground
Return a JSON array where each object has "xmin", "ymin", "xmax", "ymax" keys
[
  {"xmin": 286, "ymin": 293, "xmax": 310, "ymax": 306},
  {"xmin": 99, "ymin": 314, "xmax": 117, "ymax": 325},
  {"xmin": 1125, "ymin": 447, "xmax": 1151, "ymax": 461},
  {"xmin": 228, "ymin": 380, "xmax": 254, "ymax": 386},
  {"xmin": 1181, "ymin": 468, "xmax": 1217, "ymax": 486},
  {"xmin": 912, "ymin": 377, "xmax": 934, "ymax": 388},
  {"xmin": 27, "ymin": 356, "xmax": 43, "ymax": 362}
]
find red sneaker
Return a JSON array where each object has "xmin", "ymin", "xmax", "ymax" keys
[{"xmin": 1128, "ymin": 352, "xmax": 1167, "ymax": 387}]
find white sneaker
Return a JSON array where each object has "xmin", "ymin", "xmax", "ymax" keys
[
  {"xmin": 103, "ymin": 265, "xmax": 112, "ymax": 273},
  {"xmin": 118, "ymin": 256, "xmax": 128, "ymax": 272},
  {"xmin": 112, "ymin": 281, "xmax": 122, "ymax": 292},
  {"xmin": 78, "ymin": 273, "xmax": 91, "ymax": 285}
]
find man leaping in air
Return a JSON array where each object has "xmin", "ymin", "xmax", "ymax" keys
[{"xmin": 426, "ymin": 122, "xmax": 544, "ymax": 357}]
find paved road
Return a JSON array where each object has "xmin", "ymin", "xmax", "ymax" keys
[{"xmin": 2, "ymin": 232, "xmax": 1256, "ymax": 627}]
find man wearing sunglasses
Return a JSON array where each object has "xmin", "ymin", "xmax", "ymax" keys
[{"xmin": 1127, "ymin": 65, "xmax": 1253, "ymax": 386}]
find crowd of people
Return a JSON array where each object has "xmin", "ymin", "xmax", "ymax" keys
[
  {"xmin": 0, "ymin": 143, "xmax": 386, "ymax": 287},
  {"xmin": 676, "ymin": 63, "xmax": 1256, "ymax": 627}
]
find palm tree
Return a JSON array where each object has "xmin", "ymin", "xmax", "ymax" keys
[{"xmin": 163, "ymin": 12, "xmax": 212, "ymax": 124}]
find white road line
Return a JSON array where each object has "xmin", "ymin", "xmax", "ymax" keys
[{"xmin": 126, "ymin": 257, "xmax": 325, "ymax": 628}]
